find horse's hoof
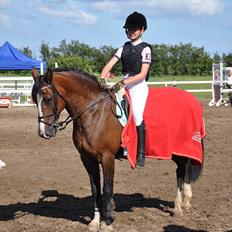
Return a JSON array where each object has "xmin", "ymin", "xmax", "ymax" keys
[
  {"xmin": 88, "ymin": 220, "xmax": 100, "ymax": 232},
  {"xmin": 100, "ymin": 221, "xmax": 113, "ymax": 232},
  {"xmin": 0, "ymin": 160, "xmax": 6, "ymax": 169},
  {"xmin": 183, "ymin": 203, "xmax": 192, "ymax": 212},
  {"xmin": 172, "ymin": 208, "xmax": 184, "ymax": 217}
]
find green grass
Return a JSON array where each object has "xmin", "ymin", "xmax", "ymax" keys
[
  {"xmin": 150, "ymin": 75, "xmax": 211, "ymax": 81},
  {"xmin": 106, "ymin": 75, "xmax": 211, "ymax": 82},
  {"xmin": 152, "ymin": 76, "xmax": 212, "ymax": 100}
]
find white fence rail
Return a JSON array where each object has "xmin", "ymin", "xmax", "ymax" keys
[
  {"xmin": 146, "ymin": 81, "xmax": 212, "ymax": 93},
  {"xmin": 0, "ymin": 76, "xmax": 34, "ymax": 106},
  {"xmin": 108, "ymin": 80, "xmax": 212, "ymax": 93},
  {"xmin": 0, "ymin": 76, "xmax": 212, "ymax": 106}
]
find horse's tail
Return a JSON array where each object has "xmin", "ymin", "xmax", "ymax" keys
[{"xmin": 184, "ymin": 139, "xmax": 204, "ymax": 183}]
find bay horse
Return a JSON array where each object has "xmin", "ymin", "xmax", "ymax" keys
[{"xmin": 31, "ymin": 68, "xmax": 204, "ymax": 232}]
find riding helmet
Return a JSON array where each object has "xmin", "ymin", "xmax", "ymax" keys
[{"xmin": 123, "ymin": 11, "xmax": 147, "ymax": 30}]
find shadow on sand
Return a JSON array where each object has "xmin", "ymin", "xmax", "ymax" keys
[
  {"xmin": 163, "ymin": 225, "xmax": 208, "ymax": 232},
  {"xmin": 0, "ymin": 190, "xmax": 173, "ymax": 225}
]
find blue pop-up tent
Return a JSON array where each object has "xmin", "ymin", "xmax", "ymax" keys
[{"xmin": 0, "ymin": 41, "xmax": 46, "ymax": 71}]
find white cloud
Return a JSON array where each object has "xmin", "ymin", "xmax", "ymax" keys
[
  {"xmin": 0, "ymin": 0, "xmax": 10, "ymax": 8},
  {"xmin": 147, "ymin": 0, "xmax": 223, "ymax": 16},
  {"xmin": 39, "ymin": 7, "xmax": 96, "ymax": 25},
  {"xmin": 91, "ymin": 1, "xmax": 121, "ymax": 15},
  {"xmin": 185, "ymin": 0, "xmax": 223, "ymax": 15},
  {"xmin": 88, "ymin": 0, "xmax": 223, "ymax": 16},
  {"xmin": 38, "ymin": 5, "xmax": 97, "ymax": 25},
  {"xmin": 0, "ymin": 12, "xmax": 11, "ymax": 29},
  {"xmin": 0, "ymin": 0, "xmax": 11, "ymax": 28}
]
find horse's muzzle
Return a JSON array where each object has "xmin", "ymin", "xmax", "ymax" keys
[{"xmin": 38, "ymin": 122, "xmax": 58, "ymax": 139}]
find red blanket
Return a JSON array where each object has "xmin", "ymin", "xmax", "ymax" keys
[{"xmin": 121, "ymin": 87, "xmax": 205, "ymax": 169}]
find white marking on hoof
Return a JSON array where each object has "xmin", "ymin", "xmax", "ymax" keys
[
  {"xmin": 173, "ymin": 207, "xmax": 184, "ymax": 216},
  {"xmin": 0, "ymin": 160, "xmax": 6, "ymax": 169},
  {"xmin": 174, "ymin": 187, "xmax": 183, "ymax": 215},
  {"xmin": 88, "ymin": 210, "xmax": 100, "ymax": 232},
  {"xmin": 182, "ymin": 202, "xmax": 192, "ymax": 211},
  {"xmin": 100, "ymin": 221, "xmax": 113, "ymax": 232},
  {"xmin": 183, "ymin": 183, "xmax": 192, "ymax": 211},
  {"xmin": 88, "ymin": 220, "xmax": 100, "ymax": 232}
]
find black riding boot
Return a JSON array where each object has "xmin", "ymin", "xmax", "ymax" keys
[{"xmin": 136, "ymin": 121, "xmax": 146, "ymax": 168}]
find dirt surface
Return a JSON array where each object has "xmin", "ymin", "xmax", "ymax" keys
[{"xmin": 0, "ymin": 101, "xmax": 232, "ymax": 232}]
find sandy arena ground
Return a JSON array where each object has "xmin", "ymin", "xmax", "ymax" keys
[{"xmin": 0, "ymin": 100, "xmax": 231, "ymax": 232}]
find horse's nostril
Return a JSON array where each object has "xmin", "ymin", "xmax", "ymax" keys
[{"xmin": 45, "ymin": 127, "xmax": 57, "ymax": 138}]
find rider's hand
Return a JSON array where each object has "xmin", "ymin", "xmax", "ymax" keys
[
  {"xmin": 98, "ymin": 78, "xmax": 107, "ymax": 89},
  {"xmin": 111, "ymin": 80, "xmax": 126, "ymax": 93}
]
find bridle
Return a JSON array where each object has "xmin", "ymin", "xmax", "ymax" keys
[
  {"xmin": 37, "ymin": 82, "xmax": 121, "ymax": 132},
  {"xmin": 37, "ymin": 83, "xmax": 64, "ymax": 130}
]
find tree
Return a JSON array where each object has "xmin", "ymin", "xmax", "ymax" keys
[
  {"xmin": 20, "ymin": 47, "xmax": 32, "ymax": 57},
  {"xmin": 40, "ymin": 41, "xmax": 50, "ymax": 63},
  {"xmin": 37, "ymin": 39, "xmax": 221, "ymax": 76},
  {"xmin": 151, "ymin": 43, "xmax": 211, "ymax": 76},
  {"xmin": 213, "ymin": 52, "xmax": 221, "ymax": 63},
  {"xmin": 223, "ymin": 53, "xmax": 232, "ymax": 67},
  {"xmin": 48, "ymin": 55, "xmax": 94, "ymax": 73}
]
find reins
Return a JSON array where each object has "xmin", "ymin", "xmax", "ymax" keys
[
  {"xmin": 39, "ymin": 82, "xmax": 121, "ymax": 131},
  {"xmin": 58, "ymin": 92, "xmax": 112, "ymax": 130}
]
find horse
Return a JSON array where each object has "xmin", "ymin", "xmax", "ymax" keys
[{"xmin": 31, "ymin": 68, "xmax": 204, "ymax": 232}]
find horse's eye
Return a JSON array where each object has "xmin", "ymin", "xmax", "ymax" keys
[{"xmin": 43, "ymin": 96, "xmax": 52, "ymax": 105}]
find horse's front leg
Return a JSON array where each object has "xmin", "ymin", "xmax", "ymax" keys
[
  {"xmin": 100, "ymin": 154, "xmax": 115, "ymax": 231},
  {"xmin": 80, "ymin": 155, "xmax": 101, "ymax": 232}
]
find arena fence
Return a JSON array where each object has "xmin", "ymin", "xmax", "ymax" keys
[
  {"xmin": 208, "ymin": 63, "xmax": 232, "ymax": 106},
  {"xmin": 0, "ymin": 76, "xmax": 213, "ymax": 107},
  {"xmin": 0, "ymin": 76, "xmax": 34, "ymax": 106}
]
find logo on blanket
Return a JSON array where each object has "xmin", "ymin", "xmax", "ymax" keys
[{"xmin": 192, "ymin": 131, "xmax": 201, "ymax": 143}]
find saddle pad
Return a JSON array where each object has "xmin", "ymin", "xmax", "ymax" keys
[
  {"xmin": 115, "ymin": 90, "xmax": 128, "ymax": 127},
  {"xmin": 121, "ymin": 87, "xmax": 205, "ymax": 169}
]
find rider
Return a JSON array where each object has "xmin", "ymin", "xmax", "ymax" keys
[{"xmin": 100, "ymin": 11, "xmax": 152, "ymax": 167}]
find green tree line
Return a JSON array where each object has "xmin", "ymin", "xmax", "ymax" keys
[{"xmin": 23, "ymin": 39, "xmax": 232, "ymax": 76}]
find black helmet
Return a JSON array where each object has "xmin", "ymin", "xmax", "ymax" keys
[{"xmin": 123, "ymin": 11, "xmax": 147, "ymax": 30}]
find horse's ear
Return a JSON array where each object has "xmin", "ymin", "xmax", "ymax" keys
[
  {"xmin": 31, "ymin": 68, "xmax": 38, "ymax": 81},
  {"xmin": 46, "ymin": 68, "xmax": 53, "ymax": 83}
]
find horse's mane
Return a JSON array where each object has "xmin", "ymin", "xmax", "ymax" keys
[
  {"xmin": 32, "ymin": 68, "xmax": 105, "ymax": 104},
  {"xmin": 52, "ymin": 68, "xmax": 98, "ymax": 83}
]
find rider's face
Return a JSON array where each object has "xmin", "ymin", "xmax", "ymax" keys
[{"xmin": 126, "ymin": 27, "xmax": 144, "ymax": 41}]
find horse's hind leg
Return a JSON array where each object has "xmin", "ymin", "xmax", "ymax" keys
[
  {"xmin": 182, "ymin": 183, "xmax": 192, "ymax": 211},
  {"xmin": 80, "ymin": 155, "xmax": 101, "ymax": 232},
  {"xmin": 172, "ymin": 155, "xmax": 186, "ymax": 215},
  {"xmin": 182, "ymin": 160, "xmax": 193, "ymax": 211},
  {"xmin": 174, "ymin": 165, "xmax": 184, "ymax": 215}
]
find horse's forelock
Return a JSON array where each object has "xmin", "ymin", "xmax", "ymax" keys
[{"xmin": 32, "ymin": 74, "xmax": 44, "ymax": 103}]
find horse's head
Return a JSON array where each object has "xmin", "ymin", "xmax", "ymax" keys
[{"xmin": 32, "ymin": 68, "xmax": 65, "ymax": 139}]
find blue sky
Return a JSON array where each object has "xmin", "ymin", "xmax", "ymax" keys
[{"xmin": 0, "ymin": 0, "xmax": 231, "ymax": 60}]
